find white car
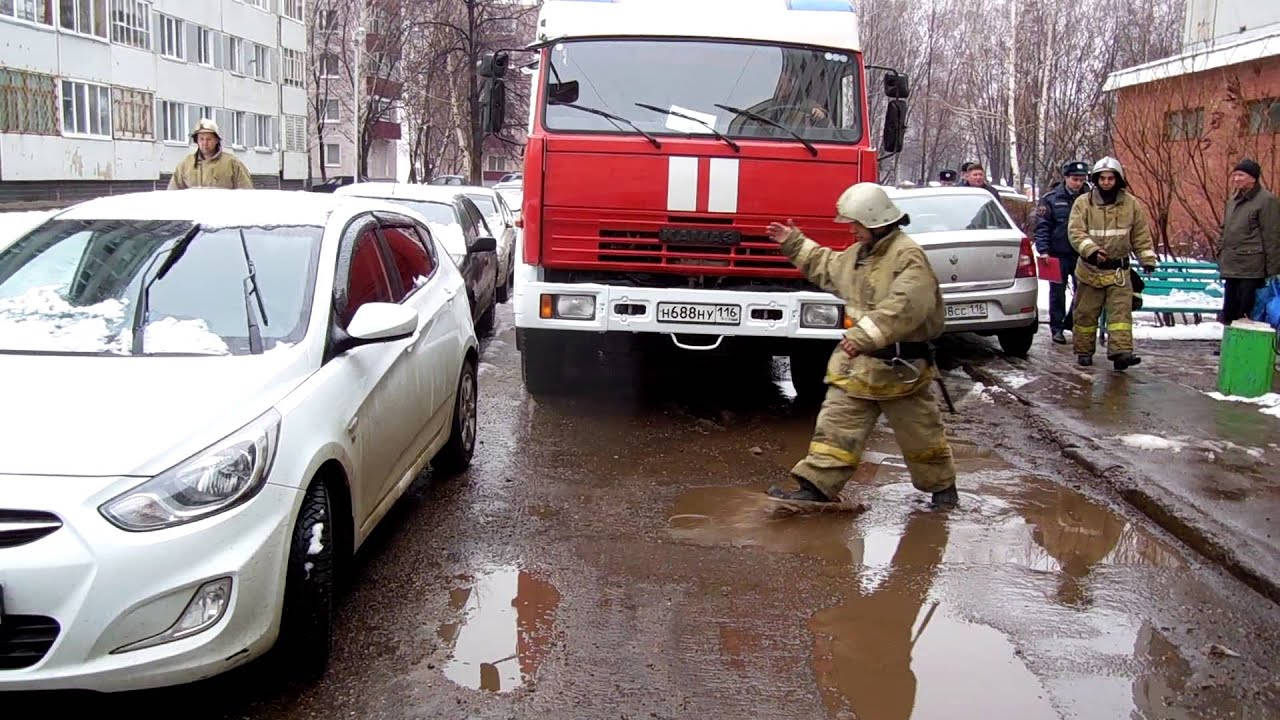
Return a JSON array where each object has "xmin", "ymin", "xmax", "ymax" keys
[
  {"xmin": 0, "ymin": 189, "xmax": 481, "ymax": 691},
  {"xmin": 886, "ymin": 186, "xmax": 1040, "ymax": 356}
]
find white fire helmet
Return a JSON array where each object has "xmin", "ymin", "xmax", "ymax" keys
[
  {"xmin": 190, "ymin": 118, "xmax": 221, "ymax": 142},
  {"xmin": 834, "ymin": 182, "xmax": 906, "ymax": 228},
  {"xmin": 1089, "ymin": 156, "xmax": 1127, "ymax": 187}
]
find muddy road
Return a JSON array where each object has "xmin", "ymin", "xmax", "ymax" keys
[{"xmin": 20, "ymin": 308, "xmax": 1280, "ymax": 719}]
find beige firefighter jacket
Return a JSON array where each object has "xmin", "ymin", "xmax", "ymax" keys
[
  {"xmin": 167, "ymin": 149, "xmax": 254, "ymax": 190},
  {"xmin": 780, "ymin": 227, "xmax": 945, "ymax": 400},
  {"xmin": 1067, "ymin": 189, "xmax": 1157, "ymax": 288}
]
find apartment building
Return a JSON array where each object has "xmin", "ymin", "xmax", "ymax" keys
[
  {"xmin": 306, "ymin": 0, "xmax": 401, "ymax": 183},
  {"xmin": 0, "ymin": 0, "xmax": 309, "ymax": 207}
]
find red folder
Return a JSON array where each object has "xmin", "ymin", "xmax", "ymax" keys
[{"xmin": 1036, "ymin": 255, "xmax": 1062, "ymax": 283}]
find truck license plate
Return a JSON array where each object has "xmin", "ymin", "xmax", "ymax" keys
[
  {"xmin": 945, "ymin": 302, "xmax": 988, "ymax": 319},
  {"xmin": 657, "ymin": 303, "xmax": 741, "ymax": 326}
]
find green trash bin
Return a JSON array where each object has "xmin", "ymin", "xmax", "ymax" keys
[{"xmin": 1217, "ymin": 320, "xmax": 1277, "ymax": 398}]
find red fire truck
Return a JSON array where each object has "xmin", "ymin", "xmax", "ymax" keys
[{"xmin": 478, "ymin": 0, "xmax": 909, "ymax": 399}]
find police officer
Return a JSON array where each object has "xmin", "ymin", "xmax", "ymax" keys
[
  {"xmin": 937, "ymin": 169, "xmax": 958, "ymax": 186},
  {"xmin": 1035, "ymin": 161, "xmax": 1090, "ymax": 344},
  {"xmin": 1068, "ymin": 157, "xmax": 1158, "ymax": 370},
  {"xmin": 764, "ymin": 183, "xmax": 959, "ymax": 509}
]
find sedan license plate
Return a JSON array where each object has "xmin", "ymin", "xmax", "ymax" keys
[
  {"xmin": 945, "ymin": 302, "xmax": 989, "ymax": 319},
  {"xmin": 657, "ymin": 302, "xmax": 741, "ymax": 326}
]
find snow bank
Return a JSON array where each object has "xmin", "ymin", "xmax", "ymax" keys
[
  {"xmin": 1132, "ymin": 321, "xmax": 1223, "ymax": 341},
  {"xmin": 1116, "ymin": 434, "xmax": 1187, "ymax": 452},
  {"xmin": 1205, "ymin": 391, "xmax": 1280, "ymax": 419}
]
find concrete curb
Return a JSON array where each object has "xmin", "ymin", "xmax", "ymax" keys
[{"xmin": 961, "ymin": 361, "xmax": 1280, "ymax": 606}]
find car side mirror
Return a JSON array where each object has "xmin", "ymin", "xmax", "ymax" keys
[
  {"xmin": 336, "ymin": 302, "xmax": 418, "ymax": 354},
  {"xmin": 547, "ymin": 80, "xmax": 580, "ymax": 105},
  {"xmin": 883, "ymin": 99, "xmax": 907, "ymax": 153},
  {"xmin": 470, "ymin": 236, "xmax": 497, "ymax": 254}
]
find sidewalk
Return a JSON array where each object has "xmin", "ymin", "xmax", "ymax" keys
[{"xmin": 965, "ymin": 332, "xmax": 1280, "ymax": 604}]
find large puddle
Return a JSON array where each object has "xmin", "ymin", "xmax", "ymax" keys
[
  {"xmin": 435, "ymin": 566, "xmax": 560, "ymax": 693},
  {"xmin": 666, "ymin": 452, "xmax": 1195, "ymax": 718}
]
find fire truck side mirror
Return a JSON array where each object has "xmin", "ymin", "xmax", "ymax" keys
[
  {"xmin": 883, "ymin": 72, "xmax": 910, "ymax": 99},
  {"xmin": 480, "ymin": 77, "xmax": 507, "ymax": 135},
  {"xmin": 883, "ymin": 99, "xmax": 907, "ymax": 153},
  {"xmin": 479, "ymin": 51, "xmax": 509, "ymax": 79}
]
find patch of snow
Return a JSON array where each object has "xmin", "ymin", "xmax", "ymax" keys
[
  {"xmin": 998, "ymin": 370, "xmax": 1035, "ymax": 389},
  {"xmin": 0, "ymin": 286, "xmax": 130, "ymax": 353},
  {"xmin": 428, "ymin": 222, "xmax": 467, "ymax": 263},
  {"xmin": 0, "ymin": 210, "xmax": 56, "ymax": 250},
  {"xmin": 1132, "ymin": 321, "xmax": 1223, "ymax": 341},
  {"xmin": 304, "ymin": 561, "xmax": 313, "ymax": 579},
  {"xmin": 266, "ymin": 341, "xmax": 295, "ymax": 354},
  {"xmin": 1116, "ymin": 434, "xmax": 1187, "ymax": 452},
  {"xmin": 1206, "ymin": 391, "xmax": 1280, "ymax": 421},
  {"xmin": 306, "ymin": 523, "xmax": 325, "ymax": 556},
  {"xmin": 1140, "ymin": 289, "xmax": 1223, "ymax": 311},
  {"xmin": 141, "ymin": 317, "xmax": 230, "ymax": 355}
]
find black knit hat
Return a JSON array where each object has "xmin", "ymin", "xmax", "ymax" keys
[{"xmin": 1234, "ymin": 159, "xmax": 1262, "ymax": 180}]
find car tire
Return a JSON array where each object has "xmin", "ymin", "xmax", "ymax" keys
[
  {"xmin": 789, "ymin": 345, "xmax": 833, "ymax": 405},
  {"xmin": 276, "ymin": 479, "xmax": 334, "ymax": 683},
  {"xmin": 998, "ymin": 325, "xmax": 1037, "ymax": 357},
  {"xmin": 435, "ymin": 359, "xmax": 478, "ymax": 475},
  {"xmin": 520, "ymin": 330, "xmax": 565, "ymax": 397},
  {"xmin": 496, "ymin": 266, "xmax": 512, "ymax": 304}
]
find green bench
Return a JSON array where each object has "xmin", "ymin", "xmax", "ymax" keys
[{"xmin": 1137, "ymin": 260, "xmax": 1223, "ymax": 325}]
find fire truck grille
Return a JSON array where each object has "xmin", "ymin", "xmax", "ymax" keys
[{"xmin": 596, "ymin": 230, "xmax": 791, "ymax": 269}]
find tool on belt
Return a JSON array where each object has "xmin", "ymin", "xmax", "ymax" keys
[{"xmin": 868, "ymin": 341, "xmax": 956, "ymax": 413}]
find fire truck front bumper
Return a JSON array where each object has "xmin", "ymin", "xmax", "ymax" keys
[{"xmin": 512, "ymin": 276, "xmax": 847, "ymax": 342}]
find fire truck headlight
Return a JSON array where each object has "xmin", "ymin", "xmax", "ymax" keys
[
  {"xmin": 801, "ymin": 304, "xmax": 841, "ymax": 328},
  {"xmin": 554, "ymin": 294, "xmax": 596, "ymax": 320}
]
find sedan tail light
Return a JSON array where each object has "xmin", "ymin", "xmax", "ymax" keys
[{"xmin": 1015, "ymin": 236, "xmax": 1037, "ymax": 278}]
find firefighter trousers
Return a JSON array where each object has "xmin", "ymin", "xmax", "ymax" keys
[
  {"xmin": 791, "ymin": 382, "xmax": 956, "ymax": 499},
  {"xmin": 1072, "ymin": 282, "xmax": 1134, "ymax": 357}
]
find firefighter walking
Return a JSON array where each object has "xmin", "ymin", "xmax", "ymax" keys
[
  {"xmin": 1068, "ymin": 157, "xmax": 1158, "ymax": 371},
  {"xmin": 764, "ymin": 183, "xmax": 960, "ymax": 509}
]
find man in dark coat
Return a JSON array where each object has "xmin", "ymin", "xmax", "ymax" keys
[{"xmin": 1035, "ymin": 161, "xmax": 1090, "ymax": 343}]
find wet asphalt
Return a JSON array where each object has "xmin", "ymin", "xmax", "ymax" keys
[{"xmin": 17, "ymin": 307, "xmax": 1280, "ymax": 719}]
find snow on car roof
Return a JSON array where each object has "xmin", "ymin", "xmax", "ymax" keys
[
  {"xmin": 54, "ymin": 189, "xmax": 380, "ymax": 228},
  {"xmin": 334, "ymin": 182, "xmax": 482, "ymax": 203},
  {"xmin": 882, "ymin": 186, "xmax": 1000, "ymax": 198}
]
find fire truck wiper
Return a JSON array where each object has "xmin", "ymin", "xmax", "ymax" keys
[
  {"xmin": 713, "ymin": 103, "xmax": 818, "ymax": 157},
  {"xmin": 556, "ymin": 102, "xmax": 661, "ymax": 149},
  {"xmin": 633, "ymin": 103, "xmax": 740, "ymax": 153}
]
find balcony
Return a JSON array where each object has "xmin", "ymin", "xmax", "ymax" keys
[
  {"xmin": 370, "ymin": 120, "xmax": 401, "ymax": 141},
  {"xmin": 365, "ymin": 76, "xmax": 403, "ymax": 100}
]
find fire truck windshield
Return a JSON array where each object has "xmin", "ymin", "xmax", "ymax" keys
[{"xmin": 542, "ymin": 38, "xmax": 862, "ymax": 144}]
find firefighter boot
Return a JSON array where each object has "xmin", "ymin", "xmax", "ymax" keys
[
  {"xmin": 930, "ymin": 484, "xmax": 960, "ymax": 508},
  {"xmin": 767, "ymin": 476, "xmax": 836, "ymax": 503},
  {"xmin": 1077, "ymin": 354, "xmax": 1093, "ymax": 367},
  {"xmin": 1110, "ymin": 352, "xmax": 1142, "ymax": 371}
]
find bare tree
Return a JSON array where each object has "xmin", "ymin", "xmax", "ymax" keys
[{"xmin": 307, "ymin": 0, "xmax": 354, "ymax": 182}]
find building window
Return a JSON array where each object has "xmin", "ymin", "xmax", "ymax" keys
[
  {"xmin": 196, "ymin": 26, "xmax": 214, "ymax": 65},
  {"xmin": 1165, "ymin": 108, "xmax": 1204, "ymax": 141},
  {"xmin": 59, "ymin": 0, "xmax": 106, "ymax": 37},
  {"xmin": 158, "ymin": 14, "xmax": 183, "ymax": 59},
  {"xmin": 243, "ymin": 0, "xmax": 265, "ymax": 8},
  {"xmin": 322, "ymin": 98, "xmax": 339, "ymax": 123},
  {"xmin": 158, "ymin": 99, "xmax": 185, "ymax": 142},
  {"xmin": 321, "ymin": 53, "xmax": 340, "ymax": 78},
  {"xmin": 231, "ymin": 110, "xmax": 246, "ymax": 147},
  {"xmin": 251, "ymin": 43, "xmax": 271, "ymax": 81},
  {"xmin": 109, "ymin": 0, "xmax": 149, "ymax": 48},
  {"xmin": 323, "ymin": 142, "xmax": 340, "ymax": 167},
  {"xmin": 254, "ymin": 113, "xmax": 273, "ymax": 149},
  {"xmin": 227, "ymin": 36, "xmax": 244, "ymax": 74},
  {"xmin": 282, "ymin": 0, "xmax": 303, "ymax": 22},
  {"xmin": 284, "ymin": 114, "xmax": 306, "ymax": 152},
  {"xmin": 111, "ymin": 86, "xmax": 153, "ymax": 139},
  {"xmin": 0, "ymin": 68, "xmax": 58, "ymax": 135},
  {"xmin": 317, "ymin": 9, "xmax": 337, "ymax": 32},
  {"xmin": 486, "ymin": 155, "xmax": 507, "ymax": 172},
  {"xmin": 61, "ymin": 79, "xmax": 111, "ymax": 137},
  {"xmin": 4, "ymin": 0, "xmax": 53, "ymax": 24},
  {"xmin": 1245, "ymin": 98, "xmax": 1279, "ymax": 135},
  {"xmin": 282, "ymin": 48, "xmax": 304, "ymax": 88}
]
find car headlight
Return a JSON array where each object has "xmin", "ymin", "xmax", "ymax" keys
[
  {"xmin": 555, "ymin": 295, "xmax": 595, "ymax": 320},
  {"xmin": 100, "ymin": 409, "xmax": 281, "ymax": 532},
  {"xmin": 801, "ymin": 303, "xmax": 841, "ymax": 328}
]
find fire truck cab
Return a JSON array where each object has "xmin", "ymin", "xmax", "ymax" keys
[{"xmin": 480, "ymin": 0, "xmax": 909, "ymax": 398}]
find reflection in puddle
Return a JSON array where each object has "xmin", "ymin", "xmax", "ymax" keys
[{"xmin": 436, "ymin": 566, "xmax": 560, "ymax": 693}]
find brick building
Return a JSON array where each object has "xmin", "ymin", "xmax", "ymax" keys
[{"xmin": 1104, "ymin": 0, "xmax": 1279, "ymax": 257}]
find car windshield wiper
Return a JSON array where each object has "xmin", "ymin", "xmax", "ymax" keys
[
  {"xmin": 554, "ymin": 102, "xmax": 662, "ymax": 149},
  {"xmin": 713, "ymin": 103, "xmax": 818, "ymax": 157},
  {"xmin": 634, "ymin": 103, "xmax": 740, "ymax": 153},
  {"xmin": 238, "ymin": 228, "xmax": 269, "ymax": 355},
  {"xmin": 131, "ymin": 224, "xmax": 201, "ymax": 354}
]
